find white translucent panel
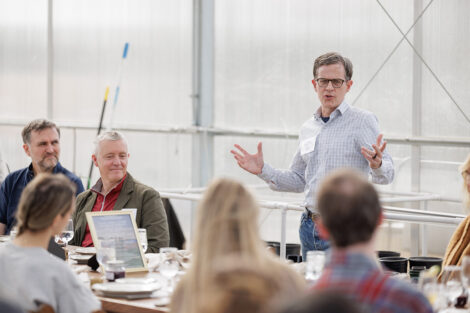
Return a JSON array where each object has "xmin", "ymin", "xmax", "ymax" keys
[
  {"xmin": 0, "ymin": 0, "xmax": 47, "ymax": 119},
  {"xmin": 0, "ymin": 126, "xmax": 30, "ymax": 173},
  {"xmin": 214, "ymin": 0, "xmax": 414, "ymax": 135},
  {"xmin": 52, "ymin": 0, "xmax": 192, "ymax": 127},
  {"xmin": 420, "ymin": 0, "xmax": 470, "ymax": 137},
  {"xmin": 377, "ymin": 221, "xmax": 455, "ymax": 257},
  {"xmin": 66, "ymin": 130, "xmax": 192, "ymax": 190},
  {"xmin": 420, "ymin": 146, "xmax": 469, "ymax": 204}
]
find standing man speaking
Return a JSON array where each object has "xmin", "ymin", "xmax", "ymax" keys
[{"xmin": 231, "ymin": 52, "xmax": 394, "ymax": 259}]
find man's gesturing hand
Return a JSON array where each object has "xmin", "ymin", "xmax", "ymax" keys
[
  {"xmin": 361, "ymin": 134, "xmax": 387, "ymax": 169},
  {"xmin": 230, "ymin": 142, "xmax": 264, "ymax": 175}
]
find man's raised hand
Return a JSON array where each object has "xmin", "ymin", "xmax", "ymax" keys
[{"xmin": 230, "ymin": 142, "xmax": 264, "ymax": 175}]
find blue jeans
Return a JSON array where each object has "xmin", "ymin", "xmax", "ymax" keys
[{"xmin": 299, "ymin": 211, "xmax": 330, "ymax": 261}]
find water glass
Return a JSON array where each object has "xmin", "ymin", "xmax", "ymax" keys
[
  {"xmin": 96, "ymin": 239, "xmax": 116, "ymax": 272},
  {"xmin": 159, "ymin": 255, "xmax": 179, "ymax": 293},
  {"xmin": 461, "ymin": 256, "xmax": 470, "ymax": 288},
  {"xmin": 138, "ymin": 228, "xmax": 148, "ymax": 253},
  {"xmin": 9, "ymin": 228, "xmax": 18, "ymax": 240},
  {"xmin": 305, "ymin": 250, "xmax": 326, "ymax": 282},
  {"xmin": 441, "ymin": 265, "xmax": 465, "ymax": 307},
  {"xmin": 55, "ymin": 219, "xmax": 74, "ymax": 246},
  {"xmin": 160, "ymin": 247, "xmax": 178, "ymax": 261}
]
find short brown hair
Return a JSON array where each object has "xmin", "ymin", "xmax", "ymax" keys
[
  {"xmin": 15, "ymin": 173, "xmax": 75, "ymax": 236},
  {"xmin": 313, "ymin": 52, "xmax": 353, "ymax": 81},
  {"xmin": 316, "ymin": 169, "xmax": 381, "ymax": 247},
  {"xmin": 22, "ymin": 119, "xmax": 60, "ymax": 144}
]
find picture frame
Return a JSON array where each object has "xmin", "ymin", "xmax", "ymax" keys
[{"xmin": 85, "ymin": 211, "xmax": 147, "ymax": 272}]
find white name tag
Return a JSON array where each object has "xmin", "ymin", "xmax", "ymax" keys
[{"xmin": 299, "ymin": 118, "xmax": 322, "ymax": 155}]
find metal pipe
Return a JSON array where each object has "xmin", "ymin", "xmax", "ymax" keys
[
  {"xmin": 383, "ymin": 212, "xmax": 462, "ymax": 225},
  {"xmin": 280, "ymin": 203, "xmax": 287, "ymax": 259},
  {"xmin": 1, "ymin": 119, "xmax": 469, "ymax": 147},
  {"xmin": 158, "ymin": 191, "xmax": 465, "ymax": 222}
]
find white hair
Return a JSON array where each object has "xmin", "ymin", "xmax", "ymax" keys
[{"xmin": 94, "ymin": 131, "xmax": 128, "ymax": 155}]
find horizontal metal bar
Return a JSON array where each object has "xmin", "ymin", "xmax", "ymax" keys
[
  {"xmin": 159, "ymin": 191, "xmax": 464, "ymax": 225},
  {"xmin": 383, "ymin": 212, "xmax": 463, "ymax": 226},
  {"xmin": 383, "ymin": 205, "xmax": 466, "ymax": 219},
  {"xmin": 1, "ymin": 119, "xmax": 469, "ymax": 147}
]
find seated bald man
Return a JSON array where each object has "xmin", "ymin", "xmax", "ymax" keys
[{"xmin": 70, "ymin": 131, "xmax": 169, "ymax": 252}]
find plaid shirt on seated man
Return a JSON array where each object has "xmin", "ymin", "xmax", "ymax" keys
[
  {"xmin": 311, "ymin": 169, "xmax": 432, "ymax": 313},
  {"xmin": 313, "ymin": 251, "xmax": 432, "ymax": 313}
]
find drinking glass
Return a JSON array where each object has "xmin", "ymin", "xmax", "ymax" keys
[
  {"xmin": 9, "ymin": 228, "xmax": 18, "ymax": 240},
  {"xmin": 422, "ymin": 282, "xmax": 447, "ymax": 312},
  {"xmin": 160, "ymin": 247, "xmax": 178, "ymax": 262},
  {"xmin": 305, "ymin": 251, "xmax": 326, "ymax": 282},
  {"xmin": 441, "ymin": 265, "xmax": 465, "ymax": 308},
  {"xmin": 138, "ymin": 228, "xmax": 148, "ymax": 253},
  {"xmin": 55, "ymin": 219, "xmax": 74, "ymax": 246},
  {"xmin": 96, "ymin": 239, "xmax": 116, "ymax": 272},
  {"xmin": 461, "ymin": 256, "xmax": 470, "ymax": 288},
  {"xmin": 159, "ymin": 255, "xmax": 179, "ymax": 293}
]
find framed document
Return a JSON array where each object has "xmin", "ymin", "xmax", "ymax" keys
[{"xmin": 85, "ymin": 211, "xmax": 147, "ymax": 272}]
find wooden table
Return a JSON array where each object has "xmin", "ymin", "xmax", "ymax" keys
[
  {"xmin": 68, "ymin": 246, "xmax": 169, "ymax": 313},
  {"xmin": 98, "ymin": 295, "xmax": 168, "ymax": 313},
  {"xmin": 87, "ymin": 271, "xmax": 169, "ymax": 313}
]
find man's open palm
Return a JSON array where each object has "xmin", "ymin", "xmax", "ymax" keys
[{"xmin": 230, "ymin": 142, "xmax": 264, "ymax": 175}]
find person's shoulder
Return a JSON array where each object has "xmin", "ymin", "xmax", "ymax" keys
[
  {"xmin": 381, "ymin": 277, "xmax": 432, "ymax": 312},
  {"xmin": 1, "ymin": 167, "xmax": 29, "ymax": 191},
  {"xmin": 127, "ymin": 174, "xmax": 160, "ymax": 197},
  {"xmin": 76, "ymin": 189, "xmax": 93, "ymax": 207},
  {"xmin": 346, "ymin": 106, "xmax": 375, "ymax": 118},
  {"xmin": 3, "ymin": 167, "xmax": 28, "ymax": 182},
  {"xmin": 55, "ymin": 163, "xmax": 81, "ymax": 181}
]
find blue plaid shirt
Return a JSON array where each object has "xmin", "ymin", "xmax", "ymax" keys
[
  {"xmin": 313, "ymin": 250, "xmax": 433, "ymax": 313},
  {"xmin": 259, "ymin": 102, "xmax": 394, "ymax": 211}
]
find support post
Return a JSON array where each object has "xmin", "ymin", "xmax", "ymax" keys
[{"xmin": 190, "ymin": 0, "xmax": 215, "ymax": 240}]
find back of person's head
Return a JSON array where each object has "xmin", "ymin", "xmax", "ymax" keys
[
  {"xmin": 21, "ymin": 119, "xmax": 60, "ymax": 145},
  {"xmin": 199, "ymin": 256, "xmax": 296, "ymax": 313},
  {"xmin": 316, "ymin": 169, "xmax": 381, "ymax": 247},
  {"xmin": 460, "ymin": 153, "xmax": 470, "ymax": 209},
  {"xmin": 192, "ymin": 177, "xmax": 263, "ymax": 261},
  {"xmin": 15, "ymin": 173, "xmax": 76, "ymax": 236},
  {"xmin": 172, "ymin": 179, "xmax": 272, "ymax": 313},
  {"xmin": 276, "ymin": 291, "xmax": 365, "ymax": 313}
]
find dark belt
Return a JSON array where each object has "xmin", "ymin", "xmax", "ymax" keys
[{"xmin": 305, "ymin": 208, "xmax": 320, "ymax": 221}]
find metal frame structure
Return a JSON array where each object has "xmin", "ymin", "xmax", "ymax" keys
[
  {"xmin": 157, "ymin": 190, "xmax": 465, "ymax": 259},
  {"xmin": 3, "ymin": 0, "xmax": 469, "ymax": 257}
]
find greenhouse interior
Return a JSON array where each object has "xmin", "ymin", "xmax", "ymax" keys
[{"xmin": 1, "ymin": 0, "xmax": 470, "ymax": 312}]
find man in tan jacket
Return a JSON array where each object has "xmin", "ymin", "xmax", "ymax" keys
[{"xmin": 70, "ymin": 131, "xmax": 169, "ymax": 252}]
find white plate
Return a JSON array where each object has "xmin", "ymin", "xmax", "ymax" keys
[
  {"xmin": 115, "ymin": 278, "xmax": 159, "ymax": 285},
  {"xmin": 93, "ymin": 283, "xmax": 160, "ymax": 295},
  {"xmin": 0, "ymin": 236, "xmax": 10, "ymax": 242},
  {"xmin": 74, "ymin": 247, "xmax": 96, "ymax": 255},
  {"xmin": 69, "ymin": 254, "xmax": 92, "ymax": 264}
]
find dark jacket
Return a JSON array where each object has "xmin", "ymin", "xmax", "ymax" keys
[
  {"xmin": 70, "ymin": 173, "xmax": 169, "ymax": 252},
  {"xmin": 0, "ymin": 162, "xmax": 84, "ymax": 234}
]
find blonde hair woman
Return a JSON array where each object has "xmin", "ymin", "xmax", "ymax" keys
[
  {"xmin": 170, "ymin": 178, "xmax": 305, "ymax": 313},
  {"xmin": 442, "ymin": 154, "xmax": 470, "ymax": 267},
  {"xmin": 0, "ymin": 174, "xmax": 101, "ymax": 313},
  {"xmin": 461, "ymin": 154, "xmax": 470, "ymax": 210}
]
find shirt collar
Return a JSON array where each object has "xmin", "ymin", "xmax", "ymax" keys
[
  {"xmin": 26, "ymin": 162, "xmax": 61, "ymax": 178},
  {"xmin": 91, "ymin": 174, "xmax": 127, "ymax": 196},
  {"xmin": 314, "ymin": 101, "xmax": 350, "ymax": 121}
]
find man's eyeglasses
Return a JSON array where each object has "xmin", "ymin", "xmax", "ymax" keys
[{"xmin": 314, "ymin": 78, "xmax": 346, "ymax": 88}]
